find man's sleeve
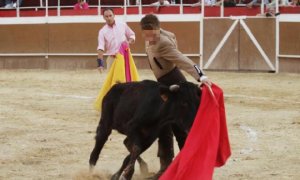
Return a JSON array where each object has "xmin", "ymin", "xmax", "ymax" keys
[
  {"xmin": 97, "ymin": 30, "xmax": 105, "ymax": 51},
  {"xmin": 159, "ymin": 40, "xmax": 204, "ymax": 81},
  {"xmin": 125, "ymin": 24, "xmax": 135, "ymax": 41}
]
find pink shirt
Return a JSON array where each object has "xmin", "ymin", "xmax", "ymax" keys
[
  {"xmin": 74, "ymin": 2, "xmax": 89, "ymax": 10},
  {"xmin": 97, "ymin": 21, "xmax": 135, "ymax": 55}
]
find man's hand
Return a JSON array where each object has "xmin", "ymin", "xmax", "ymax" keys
[
  {"xmin": 200, "ymin": 76, "xmax": 212, "ymax": 87},
  {"xmin": 97, "ymin": 58, "xmax": 104, "ymax": 74},
  {"xmin": 128, "ymin": 38, "xmax": 135, "ymax": 44},
  {"xmin": 198, "ymin": 76, "xmax": 213, "ymax": 94}
]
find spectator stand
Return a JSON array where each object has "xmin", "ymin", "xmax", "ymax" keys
[
  {"xmin": 0, "ymin": 0, "xmax": 299, "ymax": 17},
  {"xmin": 0, "ymin": 0, "xmax": 299, "ymax": 72}
]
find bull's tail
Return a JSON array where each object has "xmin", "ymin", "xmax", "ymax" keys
[{"xmin": 89, "ymin": 99, "xmax": 114, "ymax": 167}]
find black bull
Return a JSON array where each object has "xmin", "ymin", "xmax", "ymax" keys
[{"xmin": 89, "ymin": 80, "xmax": 201, "ymax": 179}]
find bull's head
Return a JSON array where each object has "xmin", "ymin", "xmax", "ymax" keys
[{"xmin": 159, "ymin": 81, "xmax": 201, "ymax": 133}]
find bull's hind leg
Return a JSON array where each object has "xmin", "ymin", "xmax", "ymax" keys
[
  {"xmin": 119, "ymin": 136, "xmax": 156, "ymax": 180},
  {"xmin": 124, "ymin": 138, "xmax": 149, "ymax": 175},
  {"xmin": 119, "ymin": 144, "xmax": 141, "ymax": 180},
  {"xmin": 89, "ymin": 117, "xmax": 113, "ymax": 169},
  {"xmin": 111, "ymin": 138, "xmax": 149, "ymax": 180}
]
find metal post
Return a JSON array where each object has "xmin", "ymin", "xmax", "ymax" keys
[
  {"xmin": 124, "ymin": 0, "xmax": 127, "ymax": 16},
  {"xmin": 275, "ymin": 0, "xmax": 279, "ymax": 14},
  {"xmin": 180, "ymin": 0, "xmax": 183, "ymax": 14},
  {"xmin": 221, "ymin": 0, "xmax": 224, "ymax": 17},
  {"xmin": 58, "ymin": 0, "xmax": 60, "ymax": 16},
  {"xmin": 260, "ymin": 0, "xmax": 264, "ymax": 15},
  {"xmin": 98, "ymin": 0, "xmax": 101, "ymax": 16},
  {"xmin": 200, "ymin": 0, "xmax": 205, "ymax": 68},
  {"xmin": 275, "ymin": 1, "xmax": 279, "ymax": 73},
  {"xmin": 139, "ymin": 0, "xmax": 142, "ymax": 15},
  {"xmin": 46, "ymin": 0, "xmax": 48, "ymax": 19},
  {"xmin": 16, "ymin": 0, "xmax": 20, "ymax": 17},
  {"xmin": 201, "ymin": 0, "xmax": 205, "ymax": 16}
]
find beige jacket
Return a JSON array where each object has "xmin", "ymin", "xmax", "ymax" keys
[{"xmin": 145, "ymin": 29, "xmax": 201, "ymax": 81}]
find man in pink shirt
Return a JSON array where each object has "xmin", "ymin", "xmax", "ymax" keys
[{"xmin": 97, "ymin": 8, "xmax": 136, "ymax": 73}]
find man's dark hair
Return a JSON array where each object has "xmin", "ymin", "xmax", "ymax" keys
[
  {"xmin": 140, "ymin": 14, "xmax": 160, "ymax": 30},
  {"xmin": 103, "ymin": 8, "xmax": 114, "ymax": 15}
]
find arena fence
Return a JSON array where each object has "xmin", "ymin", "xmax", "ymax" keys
[{"xmin": 0, "ymin": 1, "xmax": 299, "ymax": 73}]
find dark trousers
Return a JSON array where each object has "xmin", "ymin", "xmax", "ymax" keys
[{"xmin": 157, "ymin": 67, "xmax": 188, "ymax": 168}]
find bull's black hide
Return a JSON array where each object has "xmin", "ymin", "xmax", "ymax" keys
[{"xmin": 89, "ymin": 80, "xmax": 201, "ymax": 180}]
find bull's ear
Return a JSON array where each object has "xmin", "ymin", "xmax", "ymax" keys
[
  {"xmin": 159, "ymin": 84, "xmax": 180, "ymax": 101},
  {"xmin": 160, "ymin": 94, "xmax": 168, "ymax": 102},
  {"xmin": 159, "ymin": 85, "xmax": 170, "ymax": 102}
]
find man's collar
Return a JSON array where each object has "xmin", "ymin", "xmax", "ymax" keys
[{"xmin": 107, "ymin": 21, "xmax": 116, "ymax": 28}]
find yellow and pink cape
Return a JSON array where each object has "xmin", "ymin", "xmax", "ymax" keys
[{"xmin": 94, "ymin": 42, "xmax": 140, "ymax": 111}]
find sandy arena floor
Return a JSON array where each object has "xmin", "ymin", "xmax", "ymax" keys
[{"xmin": 0, "ymin": 69, "xmax": 299, "ymax": 180}]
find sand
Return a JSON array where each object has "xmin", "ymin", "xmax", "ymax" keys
[{"xmin": 0, "ymin": 69, "xmax": 299, "ymax": 180}]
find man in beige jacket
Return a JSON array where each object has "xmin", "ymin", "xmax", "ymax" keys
[{"xmin": 140, "ymin": 14, "xmax": 211, "ymax": 178}]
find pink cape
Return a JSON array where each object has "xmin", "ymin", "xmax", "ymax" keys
[
  {"xmin": 119, "ymin": 42, "xmax": 132, "ymax": 82},
  {"xmin": 159, "ymin": 84, "xmax": 231, "ymax": 180}
]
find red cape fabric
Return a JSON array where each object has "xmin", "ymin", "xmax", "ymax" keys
[{"xmin": 159, "ymin": 84, "xmax": 231, "ymax": 180}]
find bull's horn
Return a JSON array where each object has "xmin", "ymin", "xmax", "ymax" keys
[{"xmin": 169, "ymin": 84, "xmax": 180, "ymax": 92}]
